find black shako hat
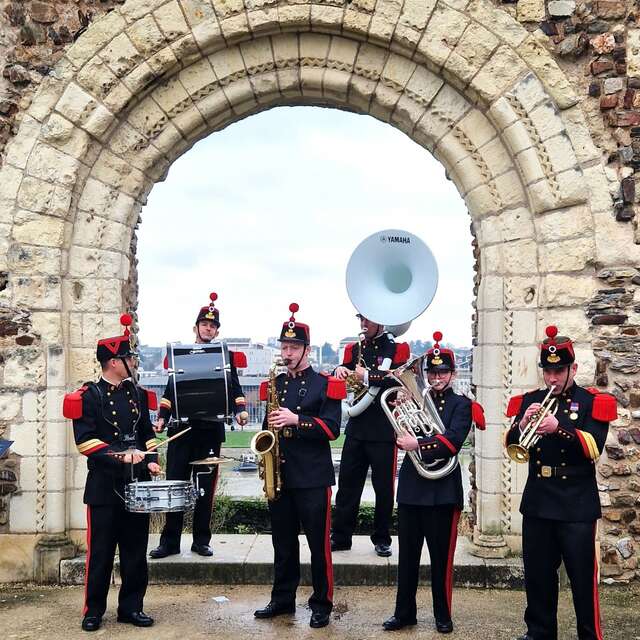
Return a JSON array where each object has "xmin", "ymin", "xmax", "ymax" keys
[
  {"xmin": 96, "ymin": 314, "xmax": 138, "ymax": 362},
  {"xmin": 196, "ymin": 291, "xmax": 221, "ymax": 327},
  {"xmin": 278, "ymin": 303, "xmax": 310, "ymax": 345},
  {"xmin": 426, "ymin": 331, "xmax": 455, "ymax": 372},
  {"xmin": 539, "ymin": 325, "xmax": 575, "ymax": 369}
]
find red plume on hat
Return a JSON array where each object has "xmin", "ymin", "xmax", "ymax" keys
[
  {"xmin": 433, "ymin": 331, "xmax": 443, "ymax": 349},
  {"xmin": 120, "ymin": 313, "xmax": 133, "ymax": 336},
  {"xmin": 545, "ymin": 325, "xmax": 558, "ymax": 344},
  {"xmin": 288, "ymin": 302, "xmax": 299, "ymax": 326}
]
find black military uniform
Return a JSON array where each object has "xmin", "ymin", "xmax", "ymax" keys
[
  {"xmin": 505, "ymin": 325, "xmax": 617, "ymax": 640},
  {"xmin": 385, "ymin": 332, "xmax": 485, "ymax": 634},
  {"xmin": 254, "ymin": 304, "xmax": 345, "ymax": 629},
  {"xmin": 63, "ymin": 314, "xmax": 160, "ymax": 631},
  {"xmin": 152, "ymin": 293, "xmax": 247, "ymax": 556},
  {"xmin": 331, "ymin": 322, "xmax": 408, "ymax": 554}
]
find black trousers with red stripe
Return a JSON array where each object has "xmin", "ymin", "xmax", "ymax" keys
[
  {"xmin": 523, "ymin": 516, "xmax": 602, "ymax": 640},
  {"xmin": 84, "ymin": 504, "xmax": 149, "ymax": 618},
  {"xmin": 393, "ymin": 504, "xmax": 460, "ymax": 625},
  {"xmin": 160, "ymin": 428, "xmax": 221, "ymax": 548},
  {"xmin": 268, "ymin": 486, "xmax": 333, "ymax": 615},
  {"xmin": 332, "ymin": 437, "xmax": 396, "ymax": 547}
]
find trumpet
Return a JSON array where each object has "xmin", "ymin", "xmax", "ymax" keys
[{"xmin": 506, "ymin": 386, "xmax": 558, "ymax": 464}]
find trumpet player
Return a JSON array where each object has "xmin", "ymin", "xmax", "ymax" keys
[
  {"xmin": 383, "ymin": 331, "xmax": 485, "ymax": 634},
  {"xmin": 254, "ymin": 303, "xmax": 346, "ymax": 629},
  {"xmin": 505, "ymin": 325, "xmax": 617, "ymax": 640}
]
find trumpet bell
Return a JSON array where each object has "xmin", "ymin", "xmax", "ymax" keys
[
  {"xmin": 346, "ymin": 229, "xmax": 439, "ymax": 326},
  {"xmin": 506, "ymin": 443, "xmax": 530, "ymax": 464}
]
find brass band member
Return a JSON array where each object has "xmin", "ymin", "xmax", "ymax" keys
[
  {"xmin": 506, "ymin": 325, "xmax": 617, "ymax": 640},
  {"xmin": 63, "ymin": 314, "xmax": 161, "ymax": 631},
  {"xmin": 150, "ymin": 292, "xmax": 248, "ymax": 559},
  {"xmin": 383, "ymin": 332, "xmax": 485, "ymax": 634},
  {"xmin": 332, "ymin": 313, "xmax": 406, "ymax": 557},
  {"xmin": 254, "ymin": 303, "xmax": 346, "ymax": 629}
]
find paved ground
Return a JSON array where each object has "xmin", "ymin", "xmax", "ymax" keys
[{"xmin": 1, "ymin": 583, "xmax": 638, "ymax": 640}]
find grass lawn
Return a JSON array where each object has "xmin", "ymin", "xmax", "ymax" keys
[{"xmin": 223, "ymin": 429, "xmax": 346, "ymax": 449}]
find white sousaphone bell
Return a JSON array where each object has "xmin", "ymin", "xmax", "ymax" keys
[
  {"xmin": 344, "ymin": 229, "xmax": 459, "ymax": 480},
  {"xmin": 343, "ymin": 229, "xmax": 439, "ymax": 417}
]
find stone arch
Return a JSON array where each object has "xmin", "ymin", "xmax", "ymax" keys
[{"xmin": 0, "ymin": 0, "xmax": 629, "ymax": 579}]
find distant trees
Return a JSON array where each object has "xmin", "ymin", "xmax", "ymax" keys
[{"xmin": 321, "ymin": 341, "xmax": 338, "ymax": 364}]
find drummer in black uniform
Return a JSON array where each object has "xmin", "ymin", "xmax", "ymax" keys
[
  {"xmin": 254, "ymin": 303, "xmax": 346, "ymax": 629},
  {"xmin": 383, "ymin": 331, "xmax": 485, "ymax": 634},
  {"xmin": 149, "ymin": 292, "xmax": 248, "ymax": 559},
  {"xmin": 331, "ymin": 313, "xmax": 405, "ymax": 557},
  {"xmin": 506, "ymin": 326, "xmax": 616, "ymax": 640},
  {"xmin": 63, "ymin": 314, "xmax": 161, "ymax": 632}
]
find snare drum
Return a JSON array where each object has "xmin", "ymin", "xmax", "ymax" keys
[
  {"xmin": 166, "ymin": 341, "xmax": 231, "ymax": 424},
  {"xmin": 124, "ymin": 480, "xmax": 197, "ymax": 513}
]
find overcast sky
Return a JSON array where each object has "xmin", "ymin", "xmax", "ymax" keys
[{"xmin": 137, "ymin": 106, "xmax": 474, "ymax": 349}]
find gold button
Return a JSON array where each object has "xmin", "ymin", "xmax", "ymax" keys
[
  {"xmin": 114, "ymin": 421, "xmax": 118, "ymax": 426},
  {"xmin": 564, "ymin": 409, "xmax": 568, "ymax": 413},
  {"xmin": 561, "ymin": 462, "xmax": 566, "ymax": 466},
  {"xmin": 112, "ymin": 411, "xmax": 116, "ymax": 415},
  {"xmin": 560, "ymin": 449, "xmax": 565, "ymax": 453},
  {"xmin": 562, "ymin": 476, "xmax": 567, "ymax": 480},
  {"xmin": 536, "ymin": 460, "xmax": 541, "ymax": 465},
  {"xmin": 296, "ymin": 406, "xmax": 301, "ymax": 410},
  {"xmin": 537, "ymin": 473, "xmax": 541, "ymax": 478},
  {"xmin": 114, "ymin": 432, "xmax": 117, "ymax": 436},
  {"xmin": 536, "ymin": 448, "xmax": 541, "ymax": 453},
  {"xmin": 284, "ymin": 381, "xmax": 288, "ymax": 385},
  {"xmin": 110, "ymin": 401, "xmax": 114, "ymax": 405},
  {"xmin": 301, "ymin": 381, "xmax": 305, "ymax": 385}
]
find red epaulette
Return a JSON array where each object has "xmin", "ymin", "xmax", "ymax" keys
[
  {"xmin": 506, "ymin": 394, "xmax": 524, "ymax": 417},
  {"xmin": 142, "ymin": 388, "xmax": 158, "ymax": 411},
  {"xmin": 62, "ymin": 386, "xmax": 88, "ymax": 419},
  {"xmin": 343, "ymin": 343, "xmax": 355, "ymax": 365},
  {"xmin": 259, "ymin": 380, "xmax": 268, "ymax": 402},
  {"xmin": 471, "ymin": 401, "xmax": 486, "ymax": 430},
  {"xmin": 231, "ymin": 350, "xmax": 247, "ymax": 368},
  {"xmin": 591, "ymin": 392, "xmax": 618, "ymax": 422},
  {"xmin": 393, "ymin": 342, "xmax": 410, "ymax": 366},
  {"xmin": 163, "ymin": 354, "xmax": 168, "ymax": 369},
  {"xmin": 325, "ymin": 376, "xmax": 347, "ymax": 400}
]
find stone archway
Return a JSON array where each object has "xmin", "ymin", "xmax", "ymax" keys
[{"xmin": 0, "ymin": 0, "xmax": 633, "ymax": 581}]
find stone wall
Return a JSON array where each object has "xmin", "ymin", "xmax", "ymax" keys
[{"xmin": 0, "ymin": 0, "xmax": 638, "ymax": 582}]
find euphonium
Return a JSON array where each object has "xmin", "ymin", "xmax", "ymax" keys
[
  {"xmin": 344, "ymin": 332, "xmax": 371, "ymax": 416},
  {"xmin": 251, "ymin": 358, "xmax": 288, "ymax": 501},
  {"xmin": 506, "ymin": 386, "xmax": 558, "ymax": 463},
  {"xmin": 379, "ymin": 354, "xmax": 458, "ymax": 480}
]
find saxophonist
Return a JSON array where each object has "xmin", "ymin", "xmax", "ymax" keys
[
  {"xmin": 505, "ymin": 326, "xmax": 616, "ymax": 640},
  {"xmin": 383, "ymin": 332, "xmax": 485, "ymax": 634},
  {"xmin": 254, "ymin": 303, "xmax": 346, "ymax": 629}
]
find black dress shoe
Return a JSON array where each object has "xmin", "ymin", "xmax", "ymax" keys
[
  {"xmin": 515, "ymin": 635, "xmax": 534, "ymax": 640},
  {"xmin": 310, "ymin": 612, "xmax": 330, "ymax": 628},
  {"xmin": 254, "ymin": 602, "xmax": 296, "ymax": 619},
  {"xmin": 436, "ymin": 619, "xmax": 453, "ymax": 633},
  {"xmin": 149, "ymin": 544, "xmax": 179, "ymax": 559},
  {"xmin": 375, "ymin": 543, "xmax": 392, "ymax": 557},
  {"xmin": 191, "ymin": 543, "xmax": 213, "ymax": 556},
  {"xmin": 330, "ymin": 540, "xmax": 351, "ymax": 552},
  {"xmin": 117, "ymin": 611, "xmax": 154, "ymax": 627},
  {"xmin": 383, "ymin": 615, "xmax": 417, "ymax": 631},
  {"xmin": 81, "ymin": 616, "xmax": 101, "ymax": 632}
]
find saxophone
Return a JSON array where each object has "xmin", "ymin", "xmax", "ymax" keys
[{"xmin": 250, "ymin": 358, "xmax": 287, "ymax": 501}]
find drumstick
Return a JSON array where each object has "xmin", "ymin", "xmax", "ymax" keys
[{"xmin": 146, "ymin": 426, "xmax": 192, "ymax": 452}]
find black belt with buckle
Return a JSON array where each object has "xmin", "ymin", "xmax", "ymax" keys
[{"xmin": 540, "ymin": 465, "xmax": 594, "ymax": 479}]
